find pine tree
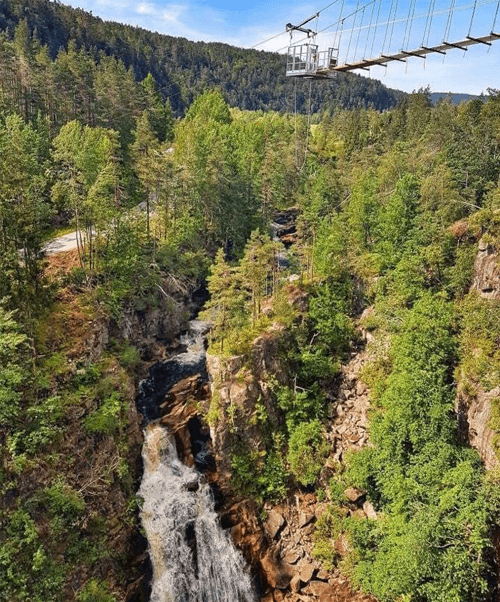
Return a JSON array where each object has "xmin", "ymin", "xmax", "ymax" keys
[{"xmin": 131, "ymin": 110, "xmax": 161, "ymax": 243}]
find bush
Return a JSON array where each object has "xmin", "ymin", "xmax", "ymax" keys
[
  {"xmin": 344, "ymin": 294, "xmax": 496, "ymax": 602},
  {"xmin": 84, "ymin": 391, "xmax": 124, "ymax": 434},
  {"xmin": 288, "ymin": 420, "xmax": 329, "ymax": 486},
  {"xmin": 77, "ymin": 579, "xmax": 116, "ymax": 602},
  {"xmin": 230, "ymin": 434, "xmax": 288, "ymax": 503},
  {"xmin": 275, "ymin": 385, "xmax": 324, "ymax": 432},
  {"xmin": 119, "ymin": 344, "xmax": 141, "ymax": 369},
  {"xmin": 42, "ymin": 481, "xmax": 86, "ymax": 519}
]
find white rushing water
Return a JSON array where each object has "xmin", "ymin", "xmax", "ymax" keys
[{"xmin": 139, "ymin": 422, "xmax": 256, "ymax": 602}]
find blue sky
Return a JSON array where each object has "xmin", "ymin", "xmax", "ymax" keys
[{"xmin": 60, "ymin": 0, "xmax": 500, "ymax": 94}]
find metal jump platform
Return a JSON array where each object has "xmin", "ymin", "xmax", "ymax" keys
[
  {"xmin": 286, "ymin": 44, "xmax": 339, "ymax": 79},
  {"xmin": 285, "ymin": 14, "xmax": 339, "ymax": 80}
]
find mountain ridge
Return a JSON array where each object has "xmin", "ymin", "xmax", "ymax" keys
[{"xmin": 0, "ymin": 0, "xmax": 405, "ymax": 115}]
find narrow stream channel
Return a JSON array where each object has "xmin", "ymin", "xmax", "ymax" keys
[{"xmin": 136, "ymin": 320, "xmax": 256, "ymax": 602}]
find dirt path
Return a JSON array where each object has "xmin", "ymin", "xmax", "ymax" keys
[{"xmin": 43, "ymin": 231, "xmax": 80, "ymax": 255}]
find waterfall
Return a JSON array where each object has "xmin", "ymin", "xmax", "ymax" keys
[
  {"xmin": 139, "ymin": 424, "xmax": 255, "ymax": 602},
  {"xmin": 137, "ymin": 320, "xmax": 256, "ymax": 602}
]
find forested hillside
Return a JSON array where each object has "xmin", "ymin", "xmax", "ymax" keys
[
  {"xmin": 0, "ymin": 0, "xmax": 404, "ymax": 121},
  {"xmin": 1, "ymin": 10, "xmax": 500, "ymax": 595}
]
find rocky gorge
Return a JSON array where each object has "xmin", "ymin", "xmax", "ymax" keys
[
  {"xmin": 130, "ymin": 279, "xmax": 379, "ymax": 602},
  {"xmin": 98, "ymin": 230, "xmax": 500, "ymax": 602}
]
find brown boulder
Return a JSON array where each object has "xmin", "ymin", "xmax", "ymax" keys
[
  {"xmin": 363, "ymin": 501, "xmax": 378, "ymax": 520},
  {"xmin": 303, "ymin": 580, "xmax": 334, "ymax": 598},
  {"xmin": 456, "ymin": 388, "xmax": 500, "ymax": 470},
  {"xmin": 344, "ymin": 487, "xmax": 365, "ymax": 503},
  {"xmin": 261, "ymin": 552, "xmax": 293, "ymax": 590},
  {"xmin": 334, "ymin": 533, "xmax": 351, "ymax": 554},
  {"xmin": 471, "ymin": 238, "xmax": 500, "ymax": 299},
  {"xmin": 283, "ymin": 550, "xmax": 301, "ymax": 564},
  {"xmin": 265, "ymin": 509, "xmax": 286, "ymax": 539},
  {"xmin": 299, "ymin": 512, "xmax": 316, "ymax": 528},
  {"xmin": 290, "ymin": 574, "xmax": 302, "ymax": 593},
  {"xmin": 299, "ymin": 560, "xmax": 315, "ymax": 584},
  {"xmin": 316, "ymin": 568, "xmax": 330, "ymax": 581}
]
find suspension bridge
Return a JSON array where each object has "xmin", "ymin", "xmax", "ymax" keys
[{"xmin": 254, "ymin": 0, "xmax": 500, "ymax": 81}]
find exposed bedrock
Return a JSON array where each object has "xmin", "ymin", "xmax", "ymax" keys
[
  {"xmin": 206, "ymin": 326, "xmax": 376, "ymax": 602},
  {"xmin": 472, "ymin": 238, "xmax": 500, "ymax": 300},
  {"xmin": 455, "ymin": 237, "xmax": 500, "ymax": 469}
]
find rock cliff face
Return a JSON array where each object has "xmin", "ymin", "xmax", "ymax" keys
[
  {"xmin": 79, "ymin": 280, "xmax": 206, "ymax": 601},
  {"xmin": 456, "ymin": 238, "xmax": 500, "ymax": 470},
  {"xmin": 128, "ymin": 276, "xmax": 374, "ymax": 601},
  {"xmin": 79, "ymin": 277, "xmax": 194, "ymax": 367},
  {"xmin": 471, "ymin": 238, "xmax": 500, "ymax": 299},
  {"xmin": 457, "ymin": 388, "xmax": 499, "ymax": 470},
  {"xmin": 237, "ymin": 495, "xmax": 376, "ymax": 602},
  {"xmin": 206, "ymin": 327, "xmax": 375, "ymax": 602},
  {"xmin": 205, "ymin": 331, "xmax": 289, "ymax": 488}
]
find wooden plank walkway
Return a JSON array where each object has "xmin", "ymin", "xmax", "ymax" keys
[{"xmin": 334, "ymin": 32, "xmax": 500, "ymax": 72}]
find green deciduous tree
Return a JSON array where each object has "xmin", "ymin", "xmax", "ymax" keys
[{"xmin": 52, "ymin": 121, "xmax": 121, "ymax": 270}]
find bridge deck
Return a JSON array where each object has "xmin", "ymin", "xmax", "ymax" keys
[{"xmin": 334, "ymin": 32, "xmax": 500, "ymax": 72}]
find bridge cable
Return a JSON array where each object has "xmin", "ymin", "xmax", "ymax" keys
[
  {"xmin": 334, "ymin": 0, "xmax": 346, "ymax": 50},
  {"xmin": 370, "ymin": 0, "xmax": 383, "ymax": 56},
  {"xmin": 442, "ymin": 0, "xmax": 456, "ymax": 62},
  {"xmin": 345, "ymin": 0, "xmax": 361, "ymax": 63},
  {"xmin": 363, "ymin": 0, "xmax": 377, "ymax": 57},
  {"xmin": 402, "ymin": 0, "xmax": 412, "ymax": 48},
  {"xmin": 277, "ymin": 0, "xmax": 374, "ymax": 52},
  {"xmin": 403, "ymin": 0, "xmax": 417, "ymax": 49},
  {"xmin": 424, "ymin": 0, "xmax": 437, "ymax": 46},
  {"xmin": 294, "ymin": 77, "xmax": 298, "ymax": 169},
  {"xmin": 489, "ymin": 0, "xmax": 500, "ymax": 54},
  {"xmin": 444, "ymin": 0, "xmax": 456, "ymax": 40},
  {"xmin": 354, "ymin": 6, "xmax": 366, "ymax": 61},
  {"xmin": 492, "ymin": 0, "xmax": 500, "ymax": 29},
  {"xmin": 387, "ymin": 0, "xmax": 400, "ymax": 53},
  {"xmin": 486, "ymin": 0, "xmax": 500, "ymax": 52},
  {"xmin": 382, "ymin": 0, "xmax": 395, "ymax": 53},
  {"xmin": 250, "ymin": 29, "xmax": 289, "ymax": 49},
  {"xmin": 282, "ymin": 0, "xmax": 499, "ymax": 54},
  {"xmin": 304, "ymin": 79, "xmax": 313, "ymax": 171},
  {"xmin": 254, "ymin": 0, "xmax": 341, "ymax": 51},
  {"xmin": 402, "ymin": 0, "xmax": 416, "ymax": 73},
  {"xmin": 316, "ymin": 0, "xmax": 342, "ymax": 15},
  {"xmin": 468, "ymin": 0, "xmax": 479, "ymax": 34}
]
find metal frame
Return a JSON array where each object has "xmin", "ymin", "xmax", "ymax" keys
[{"xmin": 286, "ymin": 44, "xmax": 338, "ymax": 79}]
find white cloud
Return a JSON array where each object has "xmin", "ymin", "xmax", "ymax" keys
[
  {"xmin": 137, "ymin": 2, "xmax": 157, "ymax": 16},
  {"xmin": 162, "ymin": 4, "xmax": 188, "ymax": 23}
]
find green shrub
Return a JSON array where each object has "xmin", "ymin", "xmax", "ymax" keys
[
  {"xmin": 0, "ymin": 509, "xmax": 66, "ymax": 601},
  {"xmin": 77, "ymin": 579, "xmax": 117, "ymax": 602},
  {"xmin": 275, "ymin": 385, "xmax": 324, "ymax": 432},
  {"xmin": 312, "ymin": 504, "xmax": 346, "ymax": 569},
  {"xmin": 84, "ymin": 391, "xmax": 124, "ymax": 434},
  {"xmin": 42, "ymin": 481, "xmax": 86, "ymax": 519},
  {"xmin": 288, "ymin": 420, "xmax": 329, "ymax": 486},
  {"xmin": 230, "ymin": 434, "xmax": 288, "ymax": 503},
  {"xmin": 445, "ymin": 243, "xmax": 476, "ymax": 298},
  {"xmin": 119, "ymin": 344, "xmax": 141, "ymax": 369},
  {"xmin": 345, "ymin": 294, "xmax": 496, "ymax": 602}
]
